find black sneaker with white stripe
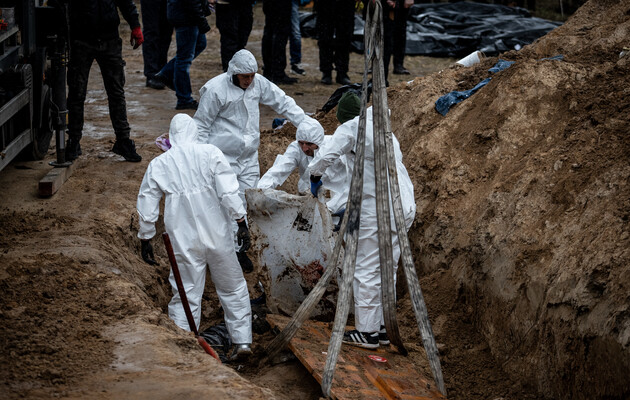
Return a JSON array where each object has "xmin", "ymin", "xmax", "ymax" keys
[
  {"xmin": 342, "ymin": 329, "xmax": 379, "ymax": 349},
  {"xmin": 379, "ymin": 325, "xmax": 390, "ymax": 346}
]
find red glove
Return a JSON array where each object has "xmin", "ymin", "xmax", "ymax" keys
[{"xmin": 130, "ymin": 26, "xmax": 144, "ymax": 49}]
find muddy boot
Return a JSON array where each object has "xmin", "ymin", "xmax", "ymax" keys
[{"xmin": 237, "ymin": 251, "xmax": 253, "ymax": 273}]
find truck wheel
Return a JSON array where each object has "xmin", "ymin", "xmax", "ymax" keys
[{"xmin": 31, "ymin": 85, "xmax": 54, "ymax": 160}]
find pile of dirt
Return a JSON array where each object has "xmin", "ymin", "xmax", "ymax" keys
[{"xmin": 379, "ymin": 0, "xmax": 630, "ymax": 398}]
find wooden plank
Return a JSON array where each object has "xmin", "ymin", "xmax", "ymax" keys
[
  {"xmin": 38, "ymin": 159, "xmax": 81, "ymax": 197},
  {"xmin": 267, "ymin": 315, "xmax": 446, "ymax": 400}
]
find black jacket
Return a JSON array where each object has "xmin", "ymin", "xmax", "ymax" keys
[
  {"xmin": 68, "ymin": 0, "xmax": 140, "ymax": 42},
  {"xmin": 167, "ymin": 0, "xmax": 211, "ymax": 32}
]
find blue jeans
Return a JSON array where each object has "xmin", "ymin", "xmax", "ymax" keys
[
  {"xmin": 289, "ymin": 0, "xmax": 301, "ymax": 66},
  {"xmin": 159, "ymin": 25, "xmax": 206, "ymax": 106}
]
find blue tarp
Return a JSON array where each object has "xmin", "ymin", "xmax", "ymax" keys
[
  {"xmin": 434, "ymin": 59, "xmax": 515, "ymax": 116},
  {"xmin": 434, "ymin": 78, "xmax": 492, "ymax": 116}
]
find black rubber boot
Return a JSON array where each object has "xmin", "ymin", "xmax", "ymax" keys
[
  {"xmin": 336, "ymin": 73, "xmax": 352, "ymax": 85},
  {"xmin": 112, "ymin": 138, "xmax": 142, "ymax": 162},
  {"xmin": 65, "ymin": 137, "xmax": 82, "ymax": 161}
]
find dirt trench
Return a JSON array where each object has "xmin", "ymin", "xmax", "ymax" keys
[{"xmin": 1, "ymin": 1, "xmax": 629, "ymax": 399}]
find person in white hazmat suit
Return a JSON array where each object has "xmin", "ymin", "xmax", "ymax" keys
[
  {"xmin": 193, "ymin": 49, "xmax": 307, "ymax": 273},
  {"xmin": 308, "ymin": 92, "xmax": 416, "ymax": 349},
  {"xmin": 257, "ymin": 116, "xmax": 350, "ymax": 220},
  {"xmin": 136, "ymin": 113, "xmax": 253, "ymax": 360}
]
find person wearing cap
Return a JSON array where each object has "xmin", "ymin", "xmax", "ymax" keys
[
  {"xmin": 136, "ymin": 113, "xmax": 253, "ymax": 361},
  {"xmin": 257, "ymin": 116, "xmax": 350, "ymax": 217},
  {"xmin": 308, "ymin": 92, "xmax": 416, "ymax": 349},
  {"xmin": 193, "ymin": 49, "xmax": 307, "ymax": 273}
]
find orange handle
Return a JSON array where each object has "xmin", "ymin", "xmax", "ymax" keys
[{"xmin": 198, "ymin": 336, "xmax": 222, "ymax": 363}]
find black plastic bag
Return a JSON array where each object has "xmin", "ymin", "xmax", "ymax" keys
[
  {"xmin": 199, "ymin": 323, "xmax": 232, "ymax": 363},
  {"xmin": 321, "ymin": 82, "xmax": 372, "ymax": 114}
]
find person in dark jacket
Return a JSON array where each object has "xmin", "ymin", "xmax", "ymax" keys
[
  {"xmin": 154, "ymin": 0, "xmax": 211, "ymax": 110},
  {"xmin": 65, "ymin": 0, "xmax": 144, "ymax": 162}
]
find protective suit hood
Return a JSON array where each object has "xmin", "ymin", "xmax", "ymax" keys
[
  {"xmin": 227, "ymin": 49, "xmax": 258, "ymax": 76},
  {"xmin": 296, "ymin": 117, "xmax": 324, "ymax": 147},
  {"xmin": 169, "ymin": 113, "xmax": 199, "ymax": 146}
]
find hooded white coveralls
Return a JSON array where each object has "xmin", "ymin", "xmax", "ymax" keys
[
  {"xmin": 309, "ymin": 107, "xmax": 416, "ymax": 334},
  {"xmin": 136, "ymin": 114, "xmax": 252, "ymax": 344},
  {"xmin": 257, "ymin": 116, "xmax": 350, "ymax": 214},
  {"xmin": 193, "ymin": 49, "xmax": 306, "ymax": 208}
]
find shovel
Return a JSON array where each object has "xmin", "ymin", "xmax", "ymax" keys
[{"xmin": 162, "ymin": 232, "xmax": 221, "ymax": 363}]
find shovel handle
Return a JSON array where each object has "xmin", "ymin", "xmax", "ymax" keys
[
  {"xmin": 162, "ymin": 232, "xmax": 222, "ymax": 363},
  {"xmin": 198, "ymin": 336, "xmax": 222, "ymax": 362},
  {"xmin": 162, "ymin": 232, "xmax": 199, "ymax": 336}
]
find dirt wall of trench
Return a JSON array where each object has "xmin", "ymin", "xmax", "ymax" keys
[{"xmin": 381, "ymin": 0, "xmax": 630, "ymax": 397}]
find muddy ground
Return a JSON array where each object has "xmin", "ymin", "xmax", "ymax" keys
[{"xmin": 1, "ymin": 1, "xmax": 629, "ymax": 399}]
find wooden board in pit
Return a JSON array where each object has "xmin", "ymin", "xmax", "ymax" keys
[{"xmin": 267, "ymin": 314, "xmax": 446, "ymax": 400}]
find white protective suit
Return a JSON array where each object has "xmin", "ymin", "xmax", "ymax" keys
[
  {"xmin": 257, "ymin": 116, "xmax": 350, "ymax": 214},
  {"xmin": 308, "ymin": 107, "xmax": 416, "ymax": 333},
  {"xmin": 136, "ymin": 114, "xmax": 252, "ymax": 344},
  {"xmin": 193, "ymin": 49, "xmax": 306, "ymax": 207}
]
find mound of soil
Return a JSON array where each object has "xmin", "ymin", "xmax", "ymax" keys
[{"xmin": 383, "ymin": 0, "xmax": 630, "ymax": 398}]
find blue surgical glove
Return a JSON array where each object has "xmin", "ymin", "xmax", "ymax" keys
[{"xmin": 310, "ymin": 175, "xmax": 322, "ymax": 197}]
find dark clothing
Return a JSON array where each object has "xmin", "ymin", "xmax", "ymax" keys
[
  {"xmin": 216, "ymin": 1, "xmax": 254, "ymax": 72},
  {"xmin": 68, "ymin": 0, "xmax": 140, "ymax": 42},
  {"xmin": 141, "ymin": 0, "xmax": 173, "ymax": 78},
  {"xmin": 158, "ymin": 26, "xmax": 207, "ymax": 106},
  {"xmin": 314, "ymin": 0, "xmax": 355, "ymax": 75},
  {"xmin": 160, "ymin": 0, "xmax": 210, "ymax": 107},
  {"xmin": 261, "ymin": 0, "xmax": 292, "ymax": 80},
  {"xmin": 383, "ymin": 0, "xmax": 409, "ymax": 80},
  {"xmin": 67, "ymin": 37, "xmax": 130, "ymax": 140},
  {"xmin": 166, "ymin": 0, "xmax": 211, "ymax": 31}
]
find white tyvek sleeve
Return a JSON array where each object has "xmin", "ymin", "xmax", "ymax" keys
[
  {"xmin": 258, "ymin": 142, "xmax": 301, "ymax": 189},
  {"xmin": 212, "ymin": 149, "xmax": 247, "ymax": 219},
  {"xmin": 193, "ymin": 85, "xmax": 221, "ymax": 144},
  {"xmin": 309, "ymin": 122, "xmax": 356, "ymax": 177},
  {"xmin": 136, "ymin": 163, "xmax": 164, "ymax": 240},
  {"xmin": 259, "ymin": 78, "xmax": 306, "ymax": 127}
]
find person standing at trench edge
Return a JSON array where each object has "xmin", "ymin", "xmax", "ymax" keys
[
  {"xmin": 141, "ymin": 0, "xmax": 173, "ymax": 90},
  {"xmin": 314, "ymin": 0, "xmax": 354, "ymax": 85},
  {"xmin": 153, "ymin": 0, "xmax": 211, "ymax": 110},
  {"xmin": 64, "ymin": 0, "xmax": 144, "ymax": 162}
]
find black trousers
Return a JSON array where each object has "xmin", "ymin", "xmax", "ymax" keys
[
  {"xmin": 261, "ymin": 0, "xmax": 292, "ymax": 79},
  {"xmin": 140, "ymin": 0, "xmax": 173, "ymax": 78},
  {"xmin": 315, "ymin": 0, "xmax": 355, "ymax": 76},
  {"xmin": 216, "ymin": 1, "xmax": 254, "ymax": 72},
  {"xmin": 383, "ymin": 2, "xmax": 409, "ymax": 80},
  {"xmin": 67, "ymin": 38, "xmax": 130, "ymax": 140}
]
